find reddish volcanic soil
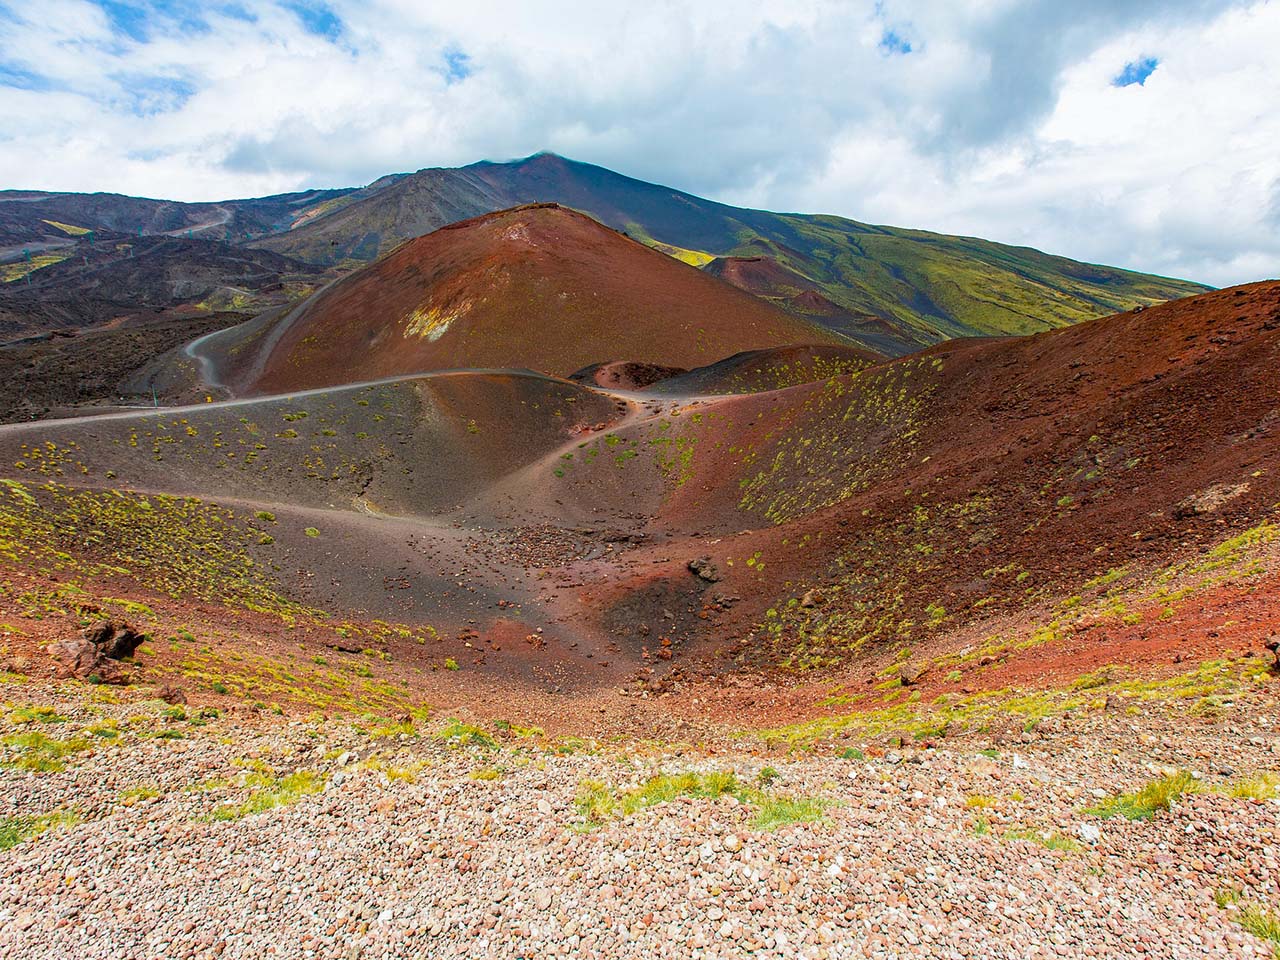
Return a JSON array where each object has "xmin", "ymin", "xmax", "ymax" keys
[
  {"xmin": 0, "ymin": 282, "xmax": 1276, "ymax": 736},
  {"xmin": 569, "ymin": 360, "xmax": 688, "ymax": 391},
  {"xmin": 704, "ymin": 254, "xmax": 916, "ymax": 355},
  {"xmin": 221, "ymin": 204, "xmax": 845, "ymax": 395}
]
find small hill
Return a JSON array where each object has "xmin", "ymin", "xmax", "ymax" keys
[
  {"xmin": 703, "ymin": 255, "xmax": 916, "ymax": 355},
  {"xmin": 218, "ymin": 204, "xmax": 845, "ymax": 394},
  {"xmin": 569, "ymin": 361, "xmax": 689, "ymax": 391},
  {"xmin": 644, "ymin": 344, "xmax": 881, "ymax": 395},
  {"xmin": 252, "ymin": 153, "xmax": 1210, "ymax": 346},
  {"xmin": 608, "ymin": 281, "xmax": 1280, "ymax": 668}
]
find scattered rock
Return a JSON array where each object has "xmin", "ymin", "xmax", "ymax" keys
[
  {"xmin": 47, "ymin": 620, "xmax": 144, "ymax": 684},
  {"xmin": 1173, "ymin": 482, "xmax": 1249, "ymax": 519},
  {"xmin": 1076, "ymin": 823, "xmax": 1102, "ymax": 845},
  {"xmin": 687, "ymin": 557, "xmax": 721, "ymax": 583},
  {"xmin": 898, "ymin": 661, "xmax": 929, "ymax": 686},
  {"xmin": 82, "ymin": 620, "xmax": 145, "ymax": 661},
  {"xmin": 159, "ymin": 683, "xmax": 187, "ymax": 705}
]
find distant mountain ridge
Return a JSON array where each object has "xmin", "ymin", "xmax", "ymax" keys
[{"xmin": 1, "ymin": 153, "xmax": 1210, "ymax": 351}]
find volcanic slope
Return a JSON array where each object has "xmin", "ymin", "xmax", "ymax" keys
[
  {"xmin": 0, "ymin": 235, "xmax": 324, "ymax": 338},
  {"xmin": 0, "ymin": 369, "xmax": 648, "ymax": 687},
  {"xmin": 198, "ymin": 203, "xmax": 847, "ymax": 395},
  {"xmin": 0, "ymin": 186, "xmax": 354, "ymax": 250},
  {"xmin": 0, "ymin": 283, "xmax": 1275, "ymax": 700},
  {"xmin": 253, "ymin": 152, "xmax": 1209, "ymax": 347},
  {"xmin": 565, "ymin": 280, "xmax": 1280, "ymax": 673},
  {"xmin": 443, "ymin": 280, "xmax": 1279, "ymax": 677}
]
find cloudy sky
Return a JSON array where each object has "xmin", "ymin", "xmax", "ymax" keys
[{"xmin": 0, "ymin": 0, "xmax": 1276, "ymax": 287}]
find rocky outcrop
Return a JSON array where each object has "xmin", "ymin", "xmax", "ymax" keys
[{"xmin": 47, "ymin": 620, "xmax": 144, "ymax": 684}]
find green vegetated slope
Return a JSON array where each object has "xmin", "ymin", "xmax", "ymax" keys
[{"xmin": 251, "ymin": 153, "xmax": 1209, "ymax": 348}]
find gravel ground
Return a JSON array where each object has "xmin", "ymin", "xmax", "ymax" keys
[{"xmin": 0, "ymin": 680, "xmax": 1277, "ymax": 960}]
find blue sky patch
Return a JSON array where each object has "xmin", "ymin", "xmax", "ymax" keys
[
  {"xmin": 1113, "ymin": 57, "xmax": 1159, "ymax": 87},
  {"xmin": 110, "ymin": 72, "xmax": 196, "ymax": 115},
  {"xmin": 90, "ymin": 1, "xmax": 257, "ymax": 44},
  {"xmin": 0, "ymin": 62, "xmax": 59, "ymax": 92},
  {"xmin": 879, "ymin": 30, "xmax": 912, "ymax": 56},
  {"xmin": 283, "ymin": 2, "xmax": 342, "ymax": 40},
  {"xmin": 94, "ymin": 0, "xmax": 153, "ymax": 42},
  {"xmin": 442, "ymin": 47, "xmax": 472, "ymax": 84}
]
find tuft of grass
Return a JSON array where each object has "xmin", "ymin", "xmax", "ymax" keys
[
  {"xmin": 304, "ymin": 527, "xmax": 320, "ymax": 538},
  {"xmin": 1, "ymin": 731, "xmax": 93, "ymax": 772},
  {"xmin": 965, "ymin": 794, "xmax": 999, "ymax": 809},
  {"xmin": 0, "ymin": 810, "xmax": 79, "ymax": 850},
  {"xmin": 1237, "ymin": 902, "xmax": 1280, "ymax": 958},
  {"xmin": 752, "ymin": 796, "xmax": 829, "ymax": 831},
  {"xmin": 212, "ymin": 770, "xmax": 325, "ymax": 820},
  {"xmin": 1216, "ymin": 885, "xmax": 1243, "ymax": 908},
  {"xmin": 434, "ymin": 719, "xmax": 497, "ymax": 750},
  {"xmin": 359, "ymin": 756, "xmax": 423, "ymax": 783},
  {"xmin": 1222, "ymin": 772, "xmax": 1280, "ymax": 801},
  {"xmin": 1004, "ymin": 828, "xmax": 1083, "ymax": 853},
  {"xmin": 1085, "ymin": 770, "xmax": 1200, "ymax": 820},
  {"xmin": 577, "ymin": 771, "xmax": 742, "ymax": 823},
  {"xmin": 1218, "ymin": 884, "xmax": 1280, "ymax": 956},
  {"xmin": 120, "ymin": 785, "xmax": 161, "ymax": 801},
  {"xmin": 577, "ymin": 770, "xmax": 829, "ymax": 831},
  {"xmin": 8, "ymin": 705, "xmax": 67, "ymax": 725}
]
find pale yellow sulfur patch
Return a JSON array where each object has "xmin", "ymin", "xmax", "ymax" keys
[{"xmin": 405, "ymin": 302, "xmax": 467, "ymax": 341}]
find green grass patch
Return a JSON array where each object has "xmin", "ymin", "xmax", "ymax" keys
[
  {"xmin": 1238, "ymin": 904, "xmax": 1280, "ymax": 957},
  {"xmin": 7, "ymin": 705, "xmax": 67, "ymax": 725},
  {"xmin": 577, "ymin": 771, "xmax": 742, "ymax": 823},
  {"xmin": 1219, "ymin": 888, "xmax": 1280, "ymax": 958},
  {"xmin": 433, "ymin": 719, "xmax": 497, "ymax": 750},
  {"xmin": 1085, "ymin": 770, "xmax": 1200, "ymax": 820},
  {"xmin": 752, "ymin": 796, "xmax": 829, "ymax": 831},
  {"xmin": 576, "ymin": 770, "xmax": 829, "ymax": 831},
  {"xmin": 0, "ymin": 810, "xmax": 79, "ymax": 850},
  {"xmin": 1222, "ymin": 772, "xmax": 1280, "ymax": 801},
  {"xmin": 1004, "ymin": 828, "xmax": 1083, "ymax": 853},
  {"xmin": 212, "ymin": 770, "xmax": 325, "ymax": 820},
  {"xmin": 1, "ymin": 731, "xmax": 93, "ymax": 772},
  {"xmin": 120, "ymin": 785, "xmax": 161, "ymax": 801}
]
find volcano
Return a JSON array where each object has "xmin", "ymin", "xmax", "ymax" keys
[{"xmin": 201, "ymin": 203, "xmax": 846, "ymax": 395}]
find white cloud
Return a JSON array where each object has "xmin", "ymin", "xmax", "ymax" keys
[{"xmin": 0, "ymin": 0, "xmax": 1274, "ymax": 285}]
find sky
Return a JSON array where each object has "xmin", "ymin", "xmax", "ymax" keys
[{"xmin": 0, "ymin": 1, "xmax": 1276, "ymax": 287}]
